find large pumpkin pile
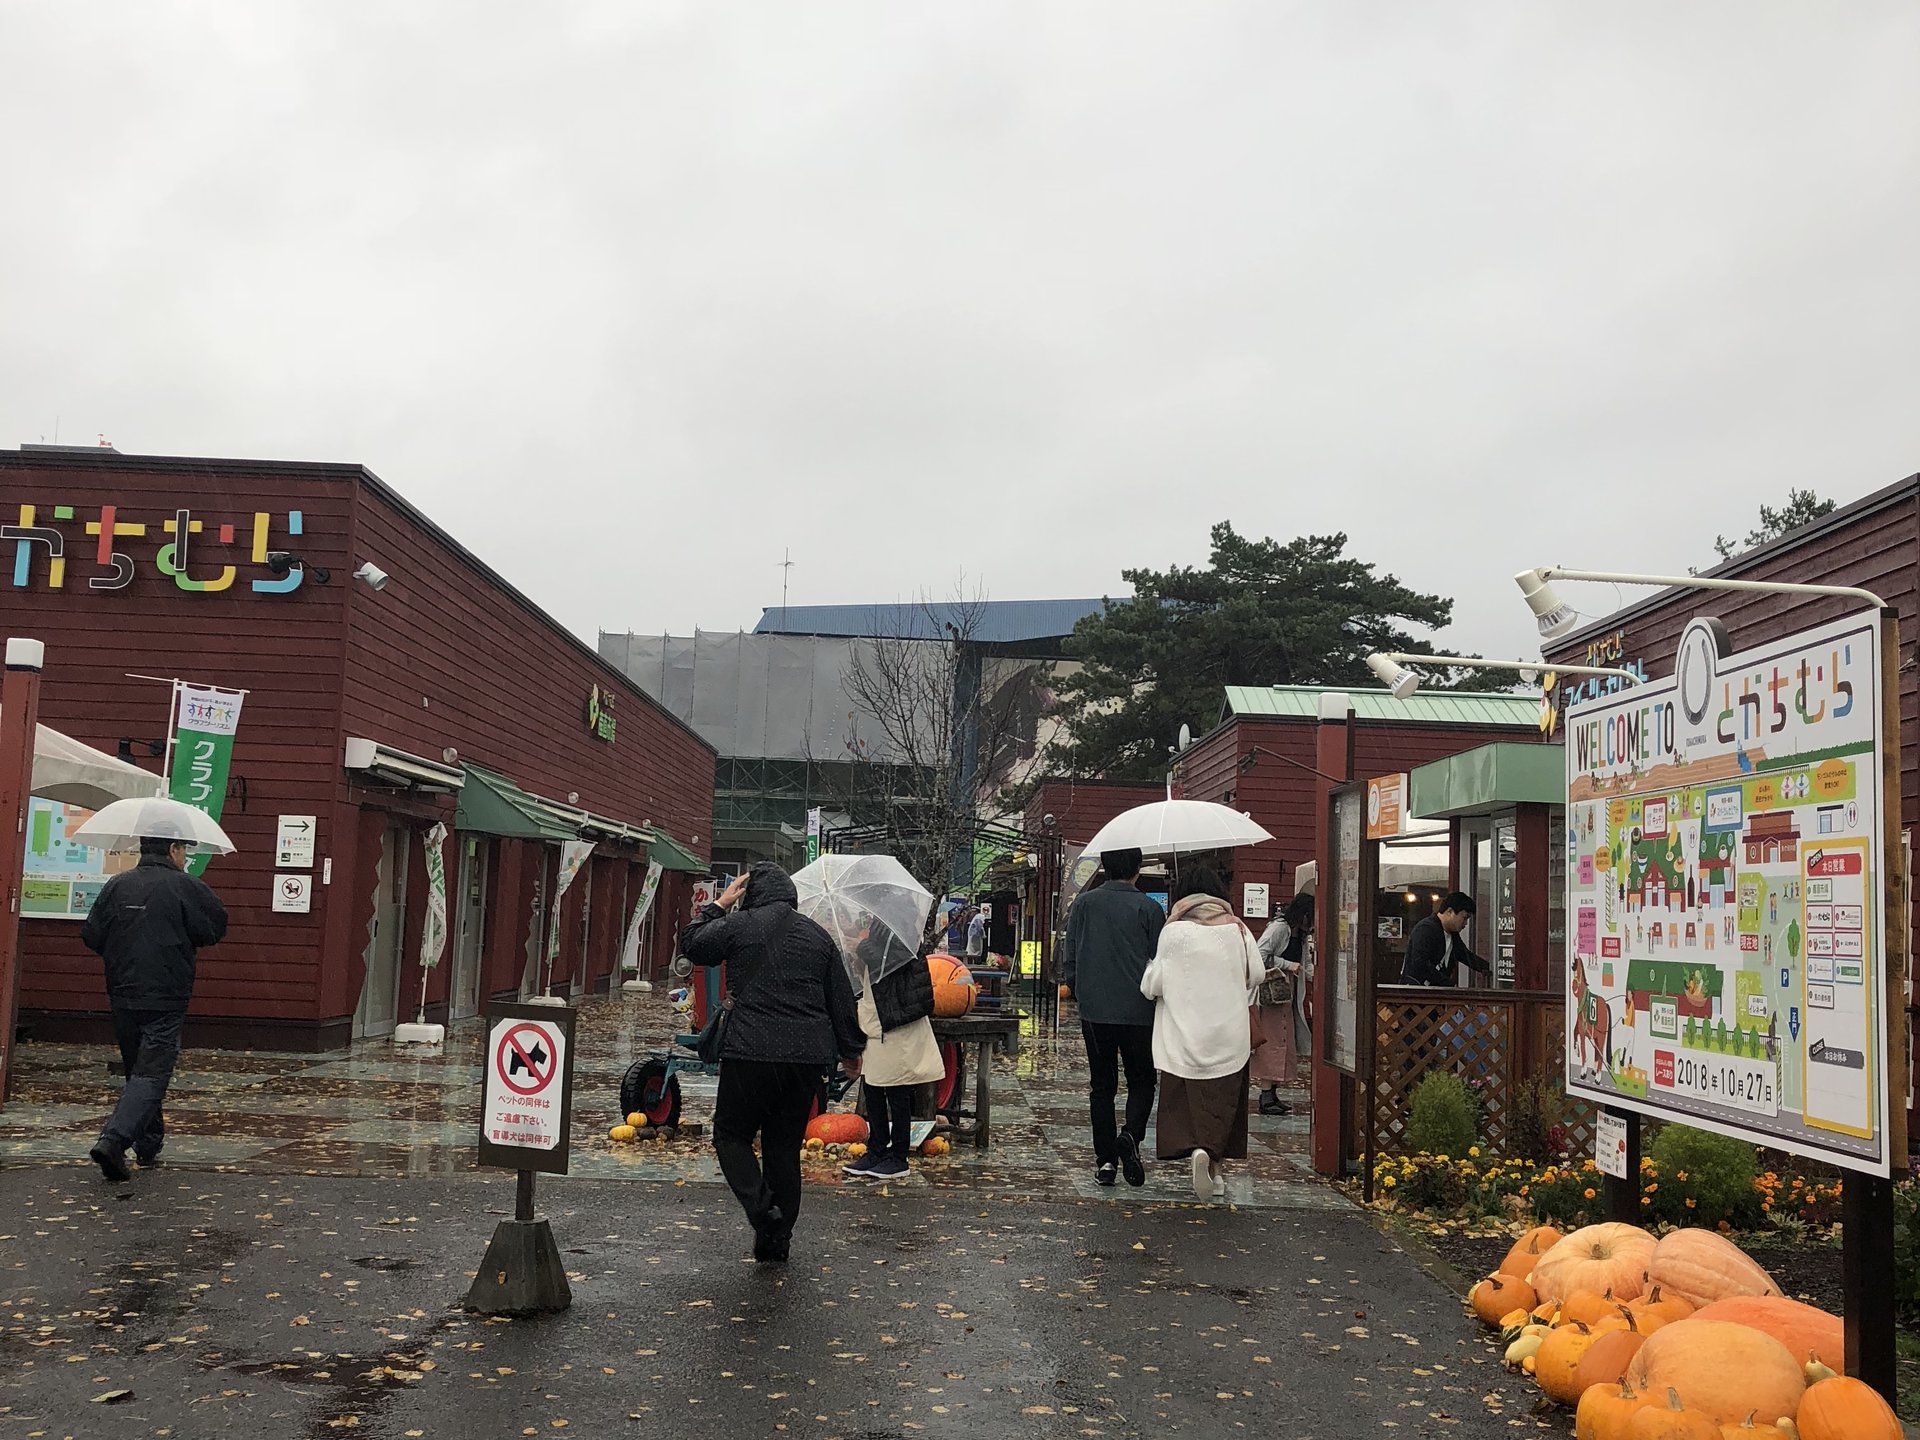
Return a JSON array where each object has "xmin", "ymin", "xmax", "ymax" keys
[{"xmin": 1466, "ymin": 1223, "xmax": 1900, "ymax": 1439}]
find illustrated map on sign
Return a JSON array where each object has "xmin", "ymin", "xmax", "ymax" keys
[{"xmin": 1563, "ymin": 612, "xmax": 1889, "ymax": 1174}]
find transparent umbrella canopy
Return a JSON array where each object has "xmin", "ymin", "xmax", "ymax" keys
[
  {"xmin": 71, "ymin": 796, "xmax": 237, "ymax": 854},
  {"xmin": 792, "ymin": 853, "xmax": 935, "ymax": 984}
]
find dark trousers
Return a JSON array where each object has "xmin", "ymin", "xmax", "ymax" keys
[
  {"xmin": 1081, "ymin": 1020, "xmax": 1156, "ymax": 1165},
  {"xmin": 863, "ymin": 1082, "xmax": 914, "ymax": 1164},
  {"xmin": 100, "ymin": 1007, "xmax": 184, "ymax": 1159},
  {"xmin": 712, "ymin": 1058, "xmax": 819, "ymax": 1239}
]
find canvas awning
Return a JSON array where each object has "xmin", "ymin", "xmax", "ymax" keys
[
  {"xmin": 1409, "ymin": 742, "xmax": 1565, "ymax": 820},
  {"xmin": 456, "ymin": 765, "xmax": 579, "ymax": 841},
  {"xmin": 644, "ymin": 829, "xmax": 708, "ymax": 873},
  {"xmin": 25, "ymin": 723, "xmax": 164, "ymax": 809}
]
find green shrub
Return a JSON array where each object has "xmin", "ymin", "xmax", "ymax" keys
[
  {"xmin": 1406, "ymin": 1071, "xmax": 1478, "ymax": 1159},
  {"xmin": 1894, "ymin": 1178, "xmax": 1920, "ymax": 1325},
  {"xmin": 1508, "ymin": 1072, "xmax": 1567, "ymax": 1161},
  {"xmin": 1647, "ymin": 1123, "xmax": 1760, "ymax": 1228}
]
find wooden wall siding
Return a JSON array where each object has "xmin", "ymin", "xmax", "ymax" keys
[
  {"xmin": 0, "ymin": 456, "xmax": 358, "ymax": 1022},
  {"xmin": 1179, "ymin": 717, "xmax": 1540, "ymax": 904},
  {"xmin": 1023, "ymin": 779, "xmax": 1165, "ymax": 848},
  {"xmin": 344, "ymin": 482, "xmax": 716, "ymax": 857}
]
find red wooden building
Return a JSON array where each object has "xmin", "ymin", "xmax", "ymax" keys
[
  {"xmin": 1022, "ymin": 778, "xmax": 1164, "ymax": 858},
  {"xmin": 1, "ymin": 446, "xmax": 715, "ymax": 1050},
  {"xmin": 1175, "ymin": 685, "xmax": 1544, "ymax": 904}
]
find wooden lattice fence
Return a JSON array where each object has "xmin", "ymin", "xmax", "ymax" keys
[{"xmin": 1364, "ymin": 986, "xmax": 1596, "ymax": 1163}]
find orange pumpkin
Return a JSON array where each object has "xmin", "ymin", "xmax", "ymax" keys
[
  {"xmin": 1532, "ymin": 1223, "xmax": 1658, "ymax": 1304},
  {"xmin": 1574, "ymin": 1326, "xmax": 1648, "ymax": 1398},
  {"xmin": 1576, "ymin": 1377, "xmax": 1654, "ymax": 1440},
  {"xmin": 803, "ymin": 1112, "xmax": 870, "ymax": 1145},
  {"xmin": 1501, "ymin": 1225, "xmax": 1565, "ymax": 1281},
  {"xmin": 1690, "ymin": 1296, "xmax": 1841, "ymax": 1375},
  {"xmin": 1626, "ymin": 1285, "xmax": 1695, "ymax": 1334},
  {"xmin": 1470, "ymin": 1272, "xmax": 1536, "ymax": 1326},
  {"xmin": 927, "ymin": 953, "xmax": 978, "ymax": 1018},
  {"xmin": 1627, "ymin": 1387, "xmax": 1719, "ymax": 1440},
  {"xmin": 1627, "ymin": 1319, "xmax": 1804, "ymax": 1426},
  {"xmin": 1717, "ymin": 1414, "xmax": 1793, "ymax": 1440},
  {"xmin": 1794, "ymin": 1376, "xmax": 1901, "ymax": 1440},
  {"xmin": 1538, "ymin": 1322, "xmax": 1603, "ymax": 1405},
  {"xmin": 1562, "ymin": 1289, "xmax": 1623, "ymax": 1327},
  {"xmin": 1643, "ymin": 1228, "xmax": 1780, "ymax": 1310}
]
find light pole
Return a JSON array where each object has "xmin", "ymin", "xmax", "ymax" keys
[
  {"xmin": 1364, "ymin": 651, "xmax": 1642, "ymax": 700},
  {"xmin": 1514, "ymin": 563, "xmax": 1901, "ymax": 1403},
  {"xmin": 0, "ymin": 638, "xmax": 46, "ymax": 1106}
]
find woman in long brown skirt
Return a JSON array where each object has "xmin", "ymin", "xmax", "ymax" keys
[{"xmin": 1139, "ymin": 866, "xmax": 1263, "ymax": 1202}]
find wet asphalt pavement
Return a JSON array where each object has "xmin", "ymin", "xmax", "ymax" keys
[{"xmin": 0, "ymin": 1166, "xmax": 1557, "ymax": 1439}]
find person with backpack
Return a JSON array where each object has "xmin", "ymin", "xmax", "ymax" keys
[
  {"xmin": 684, "ymin": 862, "xmax": 864, "ymax": 1263},
  {"xmin": 842, "ymin": 926, "xmax": 941, "ymax": 1182}
]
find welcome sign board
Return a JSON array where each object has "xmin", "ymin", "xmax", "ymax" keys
[{"xmin": 1563, "ymin": 612, "xmax": 1891, "ymax": 1175}]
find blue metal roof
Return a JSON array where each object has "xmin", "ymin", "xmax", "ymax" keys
[{"xmin": 754, "ymin": 598, "xmax": 1110, "ymax": 644}]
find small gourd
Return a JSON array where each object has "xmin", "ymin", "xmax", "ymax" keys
[
  {"xmin": 607, "ymin": 1123, "xmax": 636, "ymax": 1142},
  {"xmin": 1536, "ymin": 1321, "xmax": 1602, "ymax": 1406}
]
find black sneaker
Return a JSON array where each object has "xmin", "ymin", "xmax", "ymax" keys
[
  {"xmin": 89, "ymin": 1142, "xmax": 131, "ymax": 1183},
  {"xmin": 135, "ymin": 1150, "xmax": 163, "ymax": 1168},
  {"xmin": 1095, "ymin": 1162, "xmax": 1118, "ymax": 1187},
  {"xmin": 752, "ymin": 1207, "xmax": 790, "ymax": 1264},
  {"xmin": 1117, "ymin": 1131, "xmax": 1146, "ymax": 1187}
]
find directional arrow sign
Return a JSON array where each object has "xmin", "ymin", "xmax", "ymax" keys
[{"xmin": 1789, "ymin": 1007, "xmax": 1800, "ymax": 1041}]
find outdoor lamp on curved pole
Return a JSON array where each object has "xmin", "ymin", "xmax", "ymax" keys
[
  {"xmin": 1364, "ymin": 651, "xmax": 1642, "ymax": 700},
  {"xmin": 1513, "ymin": 566, "xmax": 1886, "ymax": 642}
]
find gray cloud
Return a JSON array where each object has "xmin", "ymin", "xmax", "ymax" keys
[{"xmin": 3, "ymin": 2, "xmax": 1915, "ymax": 661}]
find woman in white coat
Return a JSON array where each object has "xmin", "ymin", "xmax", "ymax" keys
[
  {"xmin": 1139, "ymin": 866, "xmax": 1264, "ymax": 1202},
  {"xmin": 843, "ymin": 927, "xmax": 944, "ymax": 1182}
]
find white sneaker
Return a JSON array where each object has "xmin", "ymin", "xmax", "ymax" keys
[
  {"xmin": 1190, "ymin": 1149, "xmax": 1212, "ymax": 1202},
  {"xmin": 1212, "ymin": 1175, "xmax": 1226, "ymax": 1201}
]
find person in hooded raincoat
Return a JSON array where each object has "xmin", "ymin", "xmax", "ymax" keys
[{"xmin": 684, "ymin": 862, "xmax": 865, "ymax": 1263}]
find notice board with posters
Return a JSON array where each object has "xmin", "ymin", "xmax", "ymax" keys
[
  {"xmin": 21, "ymin": 798, "xmax": 129, "ymax": 919},
  {"xmin": 1563, "ymin": 612, "xmax": 1892, "ymax": 1175}
]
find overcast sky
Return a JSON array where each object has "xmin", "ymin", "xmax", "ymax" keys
[{"xmin": 4, "ymin": 4, "xmax": 1916, "ymax": 662}]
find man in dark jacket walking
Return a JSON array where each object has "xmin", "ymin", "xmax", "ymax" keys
[
  {"xmin": 1400, "ymin": 893, "xmax": 1492, "ymax": 986},
  {"xmin": 684, "ymin": 862, "xmax": 864, "ymax": 1262},
  {"xmin": 1060, "ymin": 848, "xmax": 1165, "ymax": 1187},
  {"xmin": 82, "ymin": 837, "xmax": 228, "ymax": 1181}
]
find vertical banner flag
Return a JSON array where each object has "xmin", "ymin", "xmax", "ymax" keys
[
  {"xmin": 619, "ymin": 860, "xmax": 666, "ymax": 976},
  {"xmin": 806, "ymin": 807, "xmax": 821, "ymax": 865},
  {"xmin": 542, "ymin": 840, "xmax": 596, "ymax": 986},
  {"xmin": 168, "ymin": 685, "xmax": 244, "ymax": 877},
  {"xmin": 420, "ymin": 823, "xmax": 450, "ymax": 971}
]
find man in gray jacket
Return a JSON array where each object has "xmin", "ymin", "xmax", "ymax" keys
[{"xmin": 1060, "ymin": 848, "xmax": 1165, "ymax": 1187}]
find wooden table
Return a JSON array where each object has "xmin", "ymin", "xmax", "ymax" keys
[{"xmin": 931, "ymin": 1013, "xmax": 1023, "ymax": 1149}]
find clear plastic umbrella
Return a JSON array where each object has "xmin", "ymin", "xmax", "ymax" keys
[
  {"xmin": 1081, "ymin": 798, "xmax": 1273, "ymax": 858},
  {"xmin": 71, "ymin": 796, "xmax": 237, "ymax": 854},
  {"xmin": 792, "ymin": 853, "xmax": 934, "ymax": 984}
]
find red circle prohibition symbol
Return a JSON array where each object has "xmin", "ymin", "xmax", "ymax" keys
[{"xmin": 494, "ymin": 1023, "xmax": 558, "ymax": 1096}]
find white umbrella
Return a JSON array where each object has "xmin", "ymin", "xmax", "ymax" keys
[
  {"xmin": 1082, "ymin": 799, "xmax": 1274, "ymax": 858},
  {"xmin": 792, "ymin": 853, "xmax": 934, "ymax": 983},
  {"xmin": 1, "ymin": 712, "xmax": 165, "ymax": 810},
  {"xmin": 71, "ymin": 796, "xmax": 236, "ymax": 854}
]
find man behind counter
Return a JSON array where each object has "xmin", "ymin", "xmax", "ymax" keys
[{"xmin": 1400, "ymin": 892, "xmax": 1493, "ymax": 986}]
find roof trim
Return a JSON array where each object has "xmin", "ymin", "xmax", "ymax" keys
[
  {"xmin": 1550, "ymin": 470, "xmax": 1920, "ymax": 652},
  {"xmin": 0, "ymin": 447, "xmax": 717, "ymax": 759},
  {"xmin": 1220, "ymin": 684, "xmax": 1540, "ymax": 727}
]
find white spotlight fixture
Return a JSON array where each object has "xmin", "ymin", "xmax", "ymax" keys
[
  {"xmin": 1365, "ymin": 652, "xmax": 1421, "ymax": 700},
  {"xmin": 352, "ymin": 562, "xmax": 390, "ymax": 591},
  {"xmin": 1514, "ymin": 568, "xmax": 1579, "ymax": 641}
]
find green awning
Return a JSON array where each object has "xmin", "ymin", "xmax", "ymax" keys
[
  {"xmin": 1409, "ymin": 742, "xmax": 1565, "ymax": 819},
  {"xmin": 645, "ymin": 828, "xmax": 709, "ymax": 873},
  {"xmin": 457, "ymin": 765, "xmax": 580, "ymax": 841}
]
